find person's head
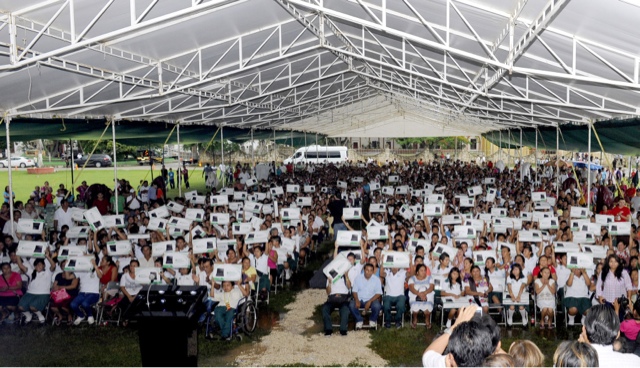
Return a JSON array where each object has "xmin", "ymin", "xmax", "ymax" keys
[
  {"xmin": 471, "ymin": 265, "xmax": 482, "ymax": 279},
  {"xmin": 202, "ymin": 258, "xmax": 213, "ymax": 274},
  {"xmin": 142, "ymin": 244, "xmax": 151, "ymax": 258},
  {"xmin": 538, "ymin": 255, "xmax": 548, "ymax": 268},
  {"xmin": 463, "ymin": 257, "xmax": 473, "ymax": 271},
  {"xmin": 602, "ymin": 254, "xmax": 623, "ymax": 284},
  {"xmin": 481, "ymin": 354, "xmax": 515, "ymax": 367},
  {"xmin": 508, "ymin": 340, "xmax": 544, "ymax": 367},
  {"xmin": 363, "ymin": 263, "xmax": 374, "ymax": 279},
  {"xmin": 553, "ymin": 341, "xmax": 599, "ymax": 368},
  {"xmin": 538, "ymin": 266, "xmax": 550, "ymax": 280},
  {"xmin": 582, "ymin": 304, "xmax": 620, "ymax": 346},
  {"xmin": 222, "ymin": 280, "xmax": 234, "ymax": 292},
  {"xmin": 448, "ymin": 267, "xmax": 461, "ymax": 285},
  {"xmin": 33, "ymin": 258, "xmax": 45, "ymax": 272},
  {"xmin": 129, "ymin": 259, "xmax": 139, "ymax": 272},
  {"xmin": 415, "ymin": 263, "xmax": 427, "ymax": 278},
  {"xmin": 472, "ymin": 314, "xmax": 502, "ymax": 354},
  {"xmin": 439, "ymin": 253, "xmax": 450, "ymax": 268},
  {"xmin": 510, "ymin": 263, "xmax": 523, "ymax": 280},
  {"xmin": 445, "ymin": 320, "xmax": 494, "ymax": 367},
  {"xmin": 1, "ymin": 262, "xmax": 11, "ymax": 276},
  {"xmin": 241, "ymin": 256, "xmax": 251, "ymax": 270}
]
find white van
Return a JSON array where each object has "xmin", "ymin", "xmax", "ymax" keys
[{"xmin": 283, "ymin": 145, "xmax": 348, "ymax": 165}]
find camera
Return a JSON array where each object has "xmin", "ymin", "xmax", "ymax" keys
[{"xmin": 617, "ymin": 295, "xmax": 630, "ymax": 310}]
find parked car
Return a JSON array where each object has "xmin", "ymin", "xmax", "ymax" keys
[
  {"xmin": 75, "ymin": 154, "xmax": 112, "ymax": 168},
  {"xmin": 0, "ymin": 157, "xmax": 36, "ymax": 168}
]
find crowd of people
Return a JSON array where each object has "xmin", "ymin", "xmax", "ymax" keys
[{"xmin": 1, "ymin": 156, "xmax": 640, "ymax": 365}]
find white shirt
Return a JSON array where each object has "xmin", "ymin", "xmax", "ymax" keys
[
  {"xmin": 138, "ymin": 255, "xmax": 155, "ymax": 269},
  {"xmin": 591, "ymin": 344, "xmax": 640, "ymax": 365},
  {"xmin": 442, "ymin": 280, "xmax": 463, "ymax": 297},
  {"xmin": 76, "ymin": 271, "xmax": 100, "ymax": 294},
  {"xmin": 422, "ymin": 350, "xmax": 446, "ymax": 367},
  {"xmin": 27, "ymin": 268, "xmax": 54, "ymax": 295},
  {"xmin": 54, "ymin": 207, "xmax": 74, "ymax": 231},
  {"xmin": 384, "ymin": 269, "xmax": 406, "ymax": 297},
  {"xmin": 432, "ymin": 264, "xmax": 452, "ymax": 277},
  {"xmin": 507, "ymin": 277, "xmax": 528, "ymax": 296},
  {"xmin": 565, "ymin": 274, "xmax": 590, "ymax": 299},
  {"xmin": 176, "ymin": 274, "xmax": 195, "ymax": 286},
  {"xmin": 120, "ymin": 272, "xmax": 143, "ymax": 296},
  {"xmin": 556, "ymin": 265, "xmax": 572, "ymax": 289},
  {"xmin": 327, "ymin": 277, "xmax": 349, "ymax": 295},
  {"xmin": 249, "ymin": 254, "xmax": 269, "ymax": 274},
  {"xmin": 2, "ymin": 221, "xmax": 18, "ymax": 241},
  {"xmin": 523, "ymin": 255, "xmax": 538, "ymax": 276},
  {"xmin": 347, "ymin": 263, "xmax": 364, "ymax": 286}
]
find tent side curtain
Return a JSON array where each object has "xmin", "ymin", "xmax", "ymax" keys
[
  {"xmin": 0, "ymin": 118, "xmax": 320, "ymax": 147},
  {"xmin": 482, "ymin": 118, "xmax": 640, "ymax": 156}
]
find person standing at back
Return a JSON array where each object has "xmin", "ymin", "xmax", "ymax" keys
[{"xmin": 327, "ymin": 191, "xmax": 346, "ymax": 239}]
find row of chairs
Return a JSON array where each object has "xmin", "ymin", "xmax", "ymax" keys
[{"xmin": 329, "ymin": 277, "xmax": 566, "ymax": 330}]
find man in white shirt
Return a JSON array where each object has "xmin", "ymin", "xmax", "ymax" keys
[
  {"xmin": 381, "ymin": 267, "xmax": 406, "ymax": 328},
  {"xmin": 53, "ymin": 200, "xmax": 74, "ymax": 232},
  {"xmin": 579, "ymin": 304, "xmax": 640, "ymax": 365},
  {"xmin": 2, "ymin": 210, "xmax": 20, "ymax": 242},
  {"xmin": 138, "ymin": 181, "xmax": 150, "ymax": 204},
  {"xmin": 137, "ymin": 245, "xmax": 155, "ymax": 268}
]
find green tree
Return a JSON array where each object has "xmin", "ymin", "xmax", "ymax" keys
[{"xmin": 395, "ymin": 137, "xmax": 469, "ymax": 149}]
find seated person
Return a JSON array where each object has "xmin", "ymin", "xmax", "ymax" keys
[
  {"xmin": 408, "ymin": 264, "xmax": 435, "ymax": 329},
  {"xmin": 210, "ymin": 280, "xmax": 249, "ymax": 340},
  {"xmin": 322, "ymin": 269, "xmax": 351, "ymax": 336},
  {"xmin": 50, "ymin": 260, "xmax": 79, "ymax": 325},
  {"xmin": 380, "ymin": 266, "xmax": 407, "ymax": 329},
  {"xmin": 118, "ymin": 260, "xmax": 143, "ymax": 317},
  {"xmin": 565, "ymin": 267, "xmax": 592, "ymax": 326},
  {"xmin": 348, "ymin": 263, "xmax": 382, "ymax": 329},
  {"xmin": 0, "ymin": 262, "xmax": 23, "ymax": 323},
  {"xmin": 534, "ymin": 267, "xmax": 556, "ymax": 329}
]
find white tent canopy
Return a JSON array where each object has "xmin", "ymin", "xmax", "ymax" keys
[{"xmin": 0, "ymin": 0, "xmax": 639, "ymax": 134}]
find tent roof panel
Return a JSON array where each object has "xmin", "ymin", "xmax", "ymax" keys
[{"xmin": 0, "ymin": 0, "xmax": 638, "ymax": 142}]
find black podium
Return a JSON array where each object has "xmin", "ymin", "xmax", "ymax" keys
[{"xmin": 125, "ymin": 285, "xmax": 208, "ymax": 367}]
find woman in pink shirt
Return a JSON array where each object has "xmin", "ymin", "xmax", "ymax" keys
[
  {"xmin": 620, "ymin": 299, "xmax": 640, "ymax": 342},
  {"xmin": 0, "ymin": 262, "xmax": 23, "ymax": 322}
]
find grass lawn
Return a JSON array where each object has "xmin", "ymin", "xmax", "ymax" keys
[{"xmin": 0, "ymin": 166, "xmax": 210, "ymax": 203}]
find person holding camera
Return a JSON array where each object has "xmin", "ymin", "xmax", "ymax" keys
[{"xmin": 596, "ymin": 255, "xmax": 634, "ymax": 321}]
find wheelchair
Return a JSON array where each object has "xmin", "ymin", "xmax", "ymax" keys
[{"xmin": 204, "ymin": 296, "xmax": 257, "ymax": 340}]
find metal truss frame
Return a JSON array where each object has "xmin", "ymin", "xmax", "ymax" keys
[{"xmin": 0, "ymin": 0, "xmax": 638, "ymax": 133}]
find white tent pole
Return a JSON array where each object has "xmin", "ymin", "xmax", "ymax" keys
[
  {"xmin": 325, "ymin": 136, "xmax": 328, "ymax": 162},
  {"xmin": 519, "ymin": 128, "xmax": 523, "ymax": 182},
  {"xmin": 535, "ymin": 128, "xmax": 538, "ymax": 184},
  {"xmin": 250, "ymin": 127, "xmax": 254, "ymax": 170},
  {"xmin": 455, "ymin": 136, "xmax": 458, "ymax": 161},
  {"xmin": 221, "ymin": 125, "xmax": 224, "ymax": 165},
  {"xmin": 6, "ymin": 116, "xmax": 14, "ymax": 237},
  {"xmin": 315, "ymin": 132, "xmax": 318, "ymax": 164},
  {"xmin": 499, "ymin": 130, "xmax": 502, "ymax": 162},
  {"xmin": 587, "ymin": 121, "xmax": 592, "ymax": 209},
  {"xmin": 111, "ymin": 120, "xmax": 119, "ymax": 215},
  {"xmin": 177, "ymin": 123, "xmax": 181, "ymax": 197},
  {"xmin": 556, "ymin": 123, "xmax": 560, "ymax": 199}
]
